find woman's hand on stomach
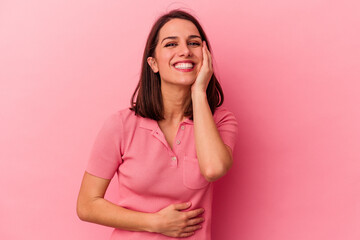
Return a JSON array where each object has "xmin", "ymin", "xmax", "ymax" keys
[{"xmin": 151, "ymin": 202, "xmax": 205, "ymax": 238}]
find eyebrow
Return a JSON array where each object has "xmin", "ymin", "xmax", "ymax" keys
[{"xmin": 161, "ymin": 35, "xmax": 202, "ymax": 44}]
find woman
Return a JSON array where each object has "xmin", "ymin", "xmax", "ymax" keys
[{"xmin": 77, "ymin": 9, "xmax": 238, "ymax": 239}]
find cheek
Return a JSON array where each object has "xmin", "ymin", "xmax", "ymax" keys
[
  {"xmin": 197, "ymin": 58, "xmax": 203, "ymax": 70},
  {"xmin": 197, "ymin": 51, "xmax": 204, "ymax": 64},
  {"xmin": 158, "ymin": 55, "xmax": 173, "ymax": 68}
]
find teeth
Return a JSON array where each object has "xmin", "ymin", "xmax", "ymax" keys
[{"xmin": 174, "ymin": 63, "xmax": 194, "ymax": 69}]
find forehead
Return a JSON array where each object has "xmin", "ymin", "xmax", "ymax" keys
[{"xmin": 158, "ymin": 18, "xmax": 200, "ymax": 40}]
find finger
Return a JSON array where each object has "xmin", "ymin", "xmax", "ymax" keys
[
  {"xmin": 174, "ymin": 202, "xmax": 191, "ymax": 210},
  {"xmin": 202, "ymin": 41, "xmax": 208, "ymax": 65},
  {"xmin": 187, "ymin": 217, "xmax": 205, "ymax": 226},
  {"xmin": 186, "ymin": 208, "xmax": 205, "ymax": 218},
  {"xmin": 203, "ymin": 41, "xmax": 212, "ymax": 71},
  {"xmin": 179, "ymin": 232, "xmax": 195, "ymax": 238},
  {"xmin": 204, "ymin": 41, "xmax": 212, "ymax": 69},
  {"xmin": 183, "ymin": 224, "xmax": 202, "ymax": 233}
]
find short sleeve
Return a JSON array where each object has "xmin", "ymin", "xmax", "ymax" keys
[
  {"xmin": 214, "ymin": 107, "xmax": 239, "ymax": 153},
  {"xmin": 85, "ymin": 112, "xmax": 123, "ymax": 179}
]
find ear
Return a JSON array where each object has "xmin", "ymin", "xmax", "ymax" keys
[{"xmin": 147, "ymin": 57, "xmax": 159, "ymax": 73}]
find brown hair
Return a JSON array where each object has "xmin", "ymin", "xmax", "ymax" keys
[{"xmin": 129, "ymin": 9, "xmax": 224, "ymax": 121}]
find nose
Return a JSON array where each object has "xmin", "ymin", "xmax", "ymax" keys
[{"xmin": 178, "ymin": 43, "xmax": 192, "ymax": 57}]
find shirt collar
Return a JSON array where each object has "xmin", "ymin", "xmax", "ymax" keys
[{"xmin": 139, "ymin": 116, "xmax": 193, "ymax": 131}]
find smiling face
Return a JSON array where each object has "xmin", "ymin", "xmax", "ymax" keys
[{"xmin": 147, "ymin": 18, "xmax": 203, "ymax": 87}]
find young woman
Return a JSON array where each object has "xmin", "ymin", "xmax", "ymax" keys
[{"xmin": 77, "ymin": 9, "xmax": 238, "ymax": 239}]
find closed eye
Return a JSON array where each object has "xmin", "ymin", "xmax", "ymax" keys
[
  {"xmin": 165, "ymin": 43, "xmax": 177, "ymax": 47},
  {"xmin": 165, "ymin": 42, "xmax": 201, "ymax": 47}
]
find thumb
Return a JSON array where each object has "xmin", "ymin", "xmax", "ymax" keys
[{"xmin": 173, "ymin": 202, "xmax": 191, "ymax": 210}]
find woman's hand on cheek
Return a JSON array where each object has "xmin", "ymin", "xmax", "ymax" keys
[{"xmin": 191, "ymin": 41, "xmax": 213, "ymax": 94}]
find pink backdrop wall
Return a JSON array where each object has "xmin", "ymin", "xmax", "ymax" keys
[{"xmin": 1, "ymin": 0, "xmax": 359, "ymax": 239}]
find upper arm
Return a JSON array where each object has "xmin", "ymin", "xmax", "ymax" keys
[
  {"xmin": 86, "ymin": 113, "xmax": 123, "ymax": 179},
  {"xmin": 225, "ymin": 144, "xmax": 232, "ymax": 157},
  {"xmin": 225, "ymin": 144, "xmax": 233, "ymax": 170},
  {"xmin": 76, "ymin": 171, "xmax": 111, "ymax": 219},
  {"xmin": 214, "ymin": 107, "xmax": 238, "ymax": 156}
]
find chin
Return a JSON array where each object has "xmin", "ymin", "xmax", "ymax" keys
[
  {"xmin": 178, "ymin": 78, "xmax": 196, "ymax": 85},
  {"xmin": 161, "ymin": 75, "xmax": 197, "ymax": 86}
]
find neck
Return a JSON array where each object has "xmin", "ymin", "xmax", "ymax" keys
[{"xmin": 160, "ymin": 83, "xmax": 191, "ymax": 124}]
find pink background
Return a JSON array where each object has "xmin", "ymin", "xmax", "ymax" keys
[{"xmin": 1, "ymin": 0, "xmax": 359, "ymax": 239}]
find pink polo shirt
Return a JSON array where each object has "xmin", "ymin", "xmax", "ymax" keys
[{"xmin": 85, "ymin": 105, "xmax": 238, "ymax": 240}]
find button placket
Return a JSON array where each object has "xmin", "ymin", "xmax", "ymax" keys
[
  {"xmin": 171, "ymin": 123, "xmax": 185, "ymax": 151},
  {"xmin": 170, "ymin": 156, "xmax": 178, "ymax": 166},
  {"xmin": 153, "ymin": 122, "xmax": 188, "ymax": 167},
  {"xmin": 174, "ymin": 124, "xmax": 185, "ymax": 147}
]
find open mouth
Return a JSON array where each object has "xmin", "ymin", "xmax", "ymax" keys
[{"xmin": 173, "ymin": 62, "xmax": 195, "ymax": 72}]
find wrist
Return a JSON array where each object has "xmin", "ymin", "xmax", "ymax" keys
[
  {"xmin": 191, "ymin": 89, "xmax": 207, "ymax": 99},
  {"xmin": 145, "ymin": 212, "xmax": 161, "ymax": 233}
]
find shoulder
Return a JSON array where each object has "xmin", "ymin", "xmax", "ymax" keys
[
  {"xmin": 105, "ymin": 107, "xmax": 143, "ymax": 131},
  {"xmin": 107, "ymin": 107, "xmax": 137, "ymax": 121},
  {"xmin": 213, "ymin": 105, "xmax": 237, "ymax": 125},
  {"xmin": 101, "ymin": 107, "xmax": 131, "ymax": 128}
]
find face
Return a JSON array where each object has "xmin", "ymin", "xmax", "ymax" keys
[{"xmin": 147, "ymin": 18, "xmax": 203, "ymax": 86}]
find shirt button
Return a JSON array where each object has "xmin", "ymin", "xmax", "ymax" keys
[
  {"xmin": 176, "ymin": 140, "xmax": 181, "ymax": 145},
  {"xmin": 180, "ymin": 125, "xmax": 185, "ymax": 130},
  {"xmin": 172, "ymin": 156, "xmax": 177, "ymax": 161}
]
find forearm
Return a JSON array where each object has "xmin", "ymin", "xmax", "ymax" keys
[
  {"xmin": 78, "ymin": 197, "xmax": 156, "ymax": 233},
  {"xmin": 191, "ymin": 90, "xmax": 231, "ymax": 180}
]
